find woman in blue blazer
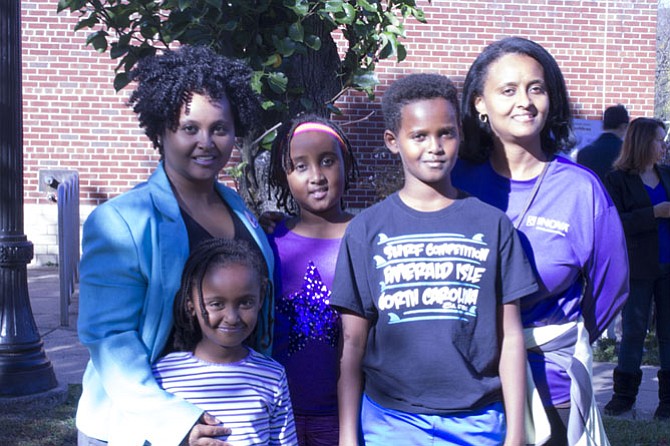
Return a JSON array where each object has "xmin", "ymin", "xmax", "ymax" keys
[
  {"xmin": 603, "ymin": 118, "xmax": 670, "ymax": 419},
  {"xmin": 76, "ymin": 46, "xmax": 274, "ymax": 446}
]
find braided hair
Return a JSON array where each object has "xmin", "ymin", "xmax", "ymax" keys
[
  {"xmin": 269, "ymin": 113, "xmax": 358, "ymax": 213},
  {"xmin": 172, "ymin": 238, "xmax": 270, "ymax": 353}
]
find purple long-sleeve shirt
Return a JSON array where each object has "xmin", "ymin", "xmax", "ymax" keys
[{"xmin": 453, "ymin": 156, "xmax": 629, "ymax": 406}]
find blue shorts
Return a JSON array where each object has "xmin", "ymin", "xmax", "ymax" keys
[{"xmin": 361, "ymin": 394, "xmax": 506, "ymax": 446}]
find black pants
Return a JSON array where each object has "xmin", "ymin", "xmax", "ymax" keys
[{"xmin": 544, "ymin": 405, "xmax": 570, "ymax": 446}]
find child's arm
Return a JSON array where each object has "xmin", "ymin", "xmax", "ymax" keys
[
  {"xmin": 499, "ymin": 300, "xmax": 525, "ymax": 446},
  {"xmin": 338, "ymin": 310, "xmax": 370, "ymax": 446}
]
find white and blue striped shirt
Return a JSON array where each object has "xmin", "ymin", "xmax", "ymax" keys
[{"xmin": 152, "ymin": 349, "xmax": 298, "ymax": 445}]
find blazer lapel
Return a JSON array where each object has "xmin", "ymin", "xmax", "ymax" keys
[
  {"xmin": 657, "ymin": 166, "xmax": 670, "ymax": 199},
  {"xmin": 149, "ymin": 165, "xmax": 189, "ymax": 332}
]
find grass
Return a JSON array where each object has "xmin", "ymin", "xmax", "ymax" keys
[
  {"xmin": 2, "ymin": 384, "xmax": 670, "ymax": 445},
  {"xmin": 604, "ymin": 416, "xmax": 670, "ymax": 446},
  {"xmin": 0, "ymin": 384, "xmax": 80, "ymax": 446},
  {"xmin": 594, "ymin": 330, "xmax": 660, "ymax": 366}
]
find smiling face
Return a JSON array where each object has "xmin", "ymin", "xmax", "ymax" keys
[
  {"xmin": 161, "ymin": 93, "xmax": 236, "ymax": 188},
  {"xmin": 190, "ymin": 263, "xmax": 263, "ymax": 364},
  {"xmin": 475, "ymin": 53, "xmax": 549, "ymax": 152},
  {"xmin": 384, "ymin": 97, "xmax": 460, "ymax": 193},
  {"xmin": 285, "ymin": 130, "xmax": 346, "ymax": 219}
]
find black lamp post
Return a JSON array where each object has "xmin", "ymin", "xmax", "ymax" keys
[{"xmin": 0, "ymin": 0, "xmax": 58, "ymax": 397}]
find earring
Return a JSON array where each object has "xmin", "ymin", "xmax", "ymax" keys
[{"xmin": 478, "ymin": 113, "xmax": 488, "ymax": 123}]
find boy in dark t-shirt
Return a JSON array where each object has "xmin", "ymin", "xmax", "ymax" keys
[{"xmin": 330, "ymin": 74, "xmax": 538, "ymax": 446}]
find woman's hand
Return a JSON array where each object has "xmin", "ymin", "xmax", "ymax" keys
[
  {"xmin": 653, "ymin": 201, "xmax": 670, "ymax": 218},
  {"xmin": 183, "ymin": 412, "xmax": 233, "ymax": 446},
  {"xmin": 259, "ymin": 211, "xmax": 285, "ymax": 234}
]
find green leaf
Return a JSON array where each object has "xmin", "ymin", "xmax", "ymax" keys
[
  {"xmin": 260, "ymin": 129, "xmax": 277, "ymax": 149},
  {"xmin": 397, "ymin": 42, "xmax": 407, "ymax": 61},
  {"xmin": 261, "ymin": 100, "xmax": 276, "ymax": 110},
  {"xmin": 110, "ymin": 42, "xmax": 130, "ymax": 59},
  {"xmin": 74, "ymin": 16, "xmax": 98, "ymax": 31},
  {"xmin": 385, "ymin": 24, "xmax": 403, "ymax": 36},
  {"xmin": 220, "ymin": 19, "xmax": 238, "ymax": 31},
  {"xmin": 113, "ymin": 72, "xmax": 131, "ymax": 91},
  {"xmin": 304, "ymin": 34, "xmax": 321, "ymax": 51},
  {"xmin": 262, "ymin": 53, "xmax": 282, "ymax": 68},
  {"xmin": 336, "ymin": 3, "xmax": 356, "ymax": 25},
  {"xmin": 285, "ymin": 0, "xmax": 310, "ymax": 16},
  {"xmin": 86, "ymin": 30, "xmax": 108, "ymax": 53},
  {"xmin": 324, "ymin": 0, "xmax": 344, "ymax": 13},
  {"xmin": 356, "ymin": 0, "xmax": 378, "ymax": 13},
  {"xmin": 204, "ymin": 0, "xmax": 222, "ymax": 11},
  {"xmin": 326, "ymin": 103, "xmax": 342, "ymax": 115},
  {"xmin": 250, "ymin": 71, "xmax": 264, "ymax": 94},
  {"xmin": 267, "ymin": 72, "xmax": 288, "ymax": 94},
  {"xmin": 412, "ymin": 8, "xmax": 426, "ymax": 23},
  {"xmin": 178, "ymin": 0, "xmax": 191, "ymax": 10},
  {"xmin": 288, "ymin": 22, "xmax": 304, "ymax": 42},
  {"xmin": 384, "ymin": 11, "xmax": 400, "ymax": 27},
  {"xmin": 140, "ymin": 21, "xmax": 159, "ymax": 39},
  {"xmin": 57, "ymin": 0, "xmax": 86, "ymax": 13},
  {"xmin": 352, "ymin": 71, "xmax": 378, "ymax": 92},
  {"xmin": 274, "ymin": 36, "xmax": 296, "ymax": 57},
  {"xmin": 379, "ymin": 40, "xmax": 393, "ymax": 60}
]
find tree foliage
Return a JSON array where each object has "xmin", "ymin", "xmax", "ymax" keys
[
  {"xmin": 57, "ymin": 0, "xmax": 427, "ymax": 211},
  {"xmin": 57, "ymin": 0, "xmax": 425, "ymax": 122}
]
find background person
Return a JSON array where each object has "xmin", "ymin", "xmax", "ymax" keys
[
  {"xmin": 76, "ymin": 45, "xmax": 274, "ymax": 446},
  {"xmin": 576, "ymin": 104, "xmax": 630, "ymax": 181},
  {"xmin": 603, "ymin": 118, "xmax": 670, "ymax": 419},
  {"xmin": 452, "ymin": 37, "xmax": 629, "ymax": 445},
  {"xmin": 268, "ymin": 114, "xmax": 358, "ymax": 446}
]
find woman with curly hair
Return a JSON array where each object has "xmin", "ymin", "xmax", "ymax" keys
[{"xmin": 76, "ymin": 45, "xmax": 274, "ymax": 446}]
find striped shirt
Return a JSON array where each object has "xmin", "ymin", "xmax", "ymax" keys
[{"xmin": 152, "ymin": 349, "xmax": 298, "ymax": 445}]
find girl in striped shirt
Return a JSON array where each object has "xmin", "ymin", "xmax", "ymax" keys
[{"xmin": 153, "ymin": 238, "xmax": 298, "ymax": 446}]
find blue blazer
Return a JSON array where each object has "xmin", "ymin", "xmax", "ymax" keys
[
  {"xmin": 76, "ymin": 162, "xmax": 274, "ymax": 445},
  {"xmin": 605, "ymin": 164, "xmax": 670, "ymax": 280}
]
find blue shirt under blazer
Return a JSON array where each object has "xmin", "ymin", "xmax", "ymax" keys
[
  {"xmin": 76, "ymin": 162, "xmax": 275, "ymax": 446},
  {"xmin": 605, "ymin": 164, "xmax": 670, "ymax": 280}
]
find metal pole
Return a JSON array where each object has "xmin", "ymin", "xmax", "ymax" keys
[{"xmin": 0, "ymin": 0, "xmax": 58, "ymax": 397}]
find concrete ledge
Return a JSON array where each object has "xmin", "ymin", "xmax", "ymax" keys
[{"xmin": 0, "ymin": 381, "xmax": 68, "ymax": 412}]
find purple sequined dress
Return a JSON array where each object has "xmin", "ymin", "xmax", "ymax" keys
[{"xmin": 270, "ymin": 221, "xmax": 342, "ymax": 416}]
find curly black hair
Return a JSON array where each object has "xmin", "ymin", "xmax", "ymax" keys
[
  {"xmin": 268, "ymin": 113, "xmax": 358, "ymax": 213},
  {"xmin": 381, "ymin": 73, "xmax": 460, "ymax": 134},
  {"xmin": 460, "ymin": 37, "xmax": 575, "ymax": 163},
  {"xmin": 172, "ymin": 238, "xmax": 271, "ymax": 354},
  {"xmin": 128, "ymin": 45, "xmax": 261, "ymax": 154}
]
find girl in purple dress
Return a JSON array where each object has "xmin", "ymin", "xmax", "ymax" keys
[{"xmin": 267, "ymin": 114, "xmax": 358, "ymax": 446}]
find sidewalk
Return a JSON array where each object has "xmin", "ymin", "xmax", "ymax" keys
[
  {"xmin": 28, "ymin": 265, "xmax": 88, "ymax": 386},
  {"xmin": 26, "ymin": 266, "xmax": 661, "ymax": 419}
]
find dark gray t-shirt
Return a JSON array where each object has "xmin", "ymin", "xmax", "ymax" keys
[{"xmin": 330, "ymin": 193, "xmax": 537, "ymax": 414}]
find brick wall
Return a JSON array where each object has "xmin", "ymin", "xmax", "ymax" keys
[{"xmin": 20, "ymin": 0, "xmax": 659, "ymax": 263}]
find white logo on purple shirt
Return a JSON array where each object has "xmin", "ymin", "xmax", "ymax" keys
[{"xmin": 525, "ymin": 215, "xmax": 570, "ymax": 236}]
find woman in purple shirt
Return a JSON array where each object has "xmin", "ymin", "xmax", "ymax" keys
[
  {"xmin": 603, "ymin": 118, "xmax": 670, "ymax": 420},
  {"xmin": 452, "ymin": 37, "xmax": 629, "ymax": 445}
]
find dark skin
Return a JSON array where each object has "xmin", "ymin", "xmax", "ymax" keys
[
  {"xmin": 184, "ymin": 413, "xmax": 233, "ymax": 446},
  {"xmin": 165, "ymin": 93, "xmax": 238, "ymax": 445}
]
